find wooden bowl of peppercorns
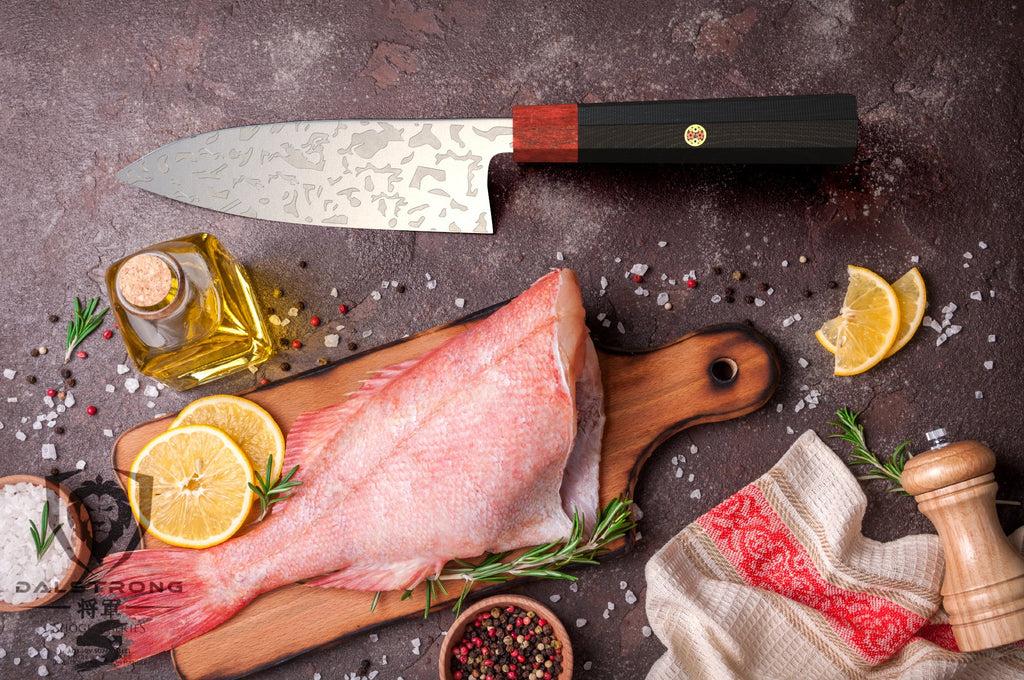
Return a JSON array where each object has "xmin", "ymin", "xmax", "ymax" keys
[{"xmin": 440, "ymin": 594, "xmax": 573, "ymax": 680}]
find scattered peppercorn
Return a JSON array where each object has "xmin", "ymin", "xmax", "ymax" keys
[
  {"xmin": 103, "ymin": 329, "xmax": 114, "ymax": 339},
  {"xmin": 449, "ymin": 604, "xmax": 564, "ymax": 680},
  {"xmin": 280, "ymin": 362, "xmax": 291, "ymax": 372},
  {"xmin": 76, "ymin": 350, "xmax": 87, "ymax": 359},
  {"xmin": 395, "ymin": 284, "xmax": 405, "ymax": 294},
  {"xmin": 64, "ymin": 378, "xmax": 76, "ymax": 388},
  {"xmin": 827, "ymin": 280, "xmax": 838, "ymax": 289},
  {"xmin": 292, "ymin": 340, "xmax": 303, "ymax": 349},
  {"xmin": 48, "ymin": 314, "xmax": 59, "ymax": 323},
  {"xmin": 259, "ymin": 378, "xmax": 270, "ymax": 386},
  {"xmin": 86, "ymin": 406, "xmax": 97, "ymax": 416},
  {"xmin": 317, "ymin": 357, "xmax": 328, "ymax": 366},
  {"xmin": 46, "ymin": 389, "xmax": 57, "ymax": 397},
  {"xmin": 54, "ymin": 426, "xmax": 64, "ymax": 435},
  {"xmin": 38, "ymin": 346, "xmax": 48, "ymax": 355},
  {"xmin": 272, "ymin": 288, "xmax": 283, "ymax": 298},
  {"xmin": 357, "ymin": 660, "xmax": 372, "ymax": 676},
  {"xmin": 26, "ymin": 375, "xmax": 36, "ymax": 384},
  {"xmin": 798, "ymin": 255, "xmax": 808, "ymax": 263},
  {"xmin": 29, "ymin": 348, "xmax": 39, "ymax": 357},
  {"xmin": 338, "ymin": 304, "xmax": 349, "ymax": 314},
  {"xmin": 347, "ymin": 341, "xmax": 358, "ymax": 351},
  {"xmin": 57, "ymin": 391, "xmax": 65, "ymax": 400},
  {"xmin": 279, "ymin": 337, "xmax": 291, "ymax": 347},
  {"xmin": 711, "ymin": 266, "xmax": 722, "ymax": 276},
  {"xmin": 60, "ymin": 368, "xmax": 71, "ymax": 379},
  {"xmin": 802, "ymin": 289, "xmax": 812, "ymax": 298},
  {"xmin": 745, "ymin": 295, "xmax": 755, "ymax": 304},
  {"xmin": 295, "ymin": 301, "xmax": 305, "ymax": 311},
  {"xmin": 298, "ymin": 260, "xmax": 307, "ymax": 269},
  {"xmin": 758, "ymin": 282, "xmax": 769, "ymax": 292},
  {"xmin": 310, "ymin": 316, "xmax": 321, "ymax": 327},
  {"xmin": 724, "ymin": 287, "xmax": 734, "ymax": 296},
  {"xmin": 632, "ymin": 274, "xmax": 643, "ymax": 283},
  {"xmin": 724, "ymin": 295, "xmax": 735, "ymax": 304},
  {"xmin": 731, "ymin": 270, "xmax": 744, "ymax": 281},
  {"xmin": 686, "ymin": 279, "xmax": 697, "ymax": 289}
]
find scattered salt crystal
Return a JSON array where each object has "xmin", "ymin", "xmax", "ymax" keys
[
  {"xmin": 926, "ymin": 319, "xmax": 943, "ymax": 333},
  {"xmin": 556, "ymin": 251, "xmax": 564, "ymax": 261},
  {"xmin": 910, "ymin": 255, "xmax": 920, "ymax": 263},
  {"xmin": 330, "ymin": 287, "xmax": 338, "ymax": 297},
  {"xmin": 550, "ymin": 594, "xmax": 561, "ymax": 603},
  {"xmin": 782, "ymin": 316, "xmax": 795, "ymax": 328},
  {"xmin": 143, "ymin": 385, "xmax": 159, "ymax": 398},
  {"xmin": 668, "ymin": 279, "xmax": 676, "ymax": 285},
  {"xmin": 28, "ymin": 647, "xmax": 37, "ymax": 658},
  {"xmin": 625, "ymin": 589, "xmax": 637, "ymax": 605},
  {"xmin": 754, "ymin": 298, "xmax": 765, "ymax": 307},
  {"xmin": 776, "ymin": 404, "xmax": 783, "ymax": 413},
  {"xmin": 766, "ymin": 287, "xmax": 774, "ymax": 296},
  {"xmin": 369, "ymin": 633, "xmax": 378, "ymax": 643},
  {"xmin": 634, "ymin": 286, "xmax": 648, "ymax": 296},
  {"xmin": 15, "ymin": 431, "xmax": 26, "ymax": 441},
  {"xmin": 798, "ymin": 358, "xmax": 809, "ymax": 368},
  {"xmin": 13, "ymin": 658, "xmax": 19, "ymax": 665},
  {"xmin": 690, "ymin": 489, "xmax": 702, "ymax": 500},
  {"xmin": 970, "ymin": 291, "xmax": 983, "ymax": 301},
  {"xmin": 989, "ymin": 335, "xmax": 997, "ymax": 342},
  {"xmin": 597, "ymin": 313, "xmax": 606, "ymax": 322},
  {"xmin": 381, "ymin": 280, "xmax": 389, "ymax": 289},
  {"xmin": 426, "ymin": 279, "xmax": 437, "ymax": 290},
  {"xmin": 794, "ymin": 313, "xmax": 802, "ymax": 321},
  {"xmin": 3, "ymin": 368, "xmax": 15, "ymax": 379},
  {"xmin": 990, "ymin": 290, "xmax": 997, "ymax": 298},
  {"xmin": 146, "ymin": 401, "xmax": 156, "ymax": 409},
  {"xmin": 64, "ymin": 393, "xmax": 75, "ymax": 408},
  {"xmin": 642, "ymin": 626, "xmax": 653, "ymax": 637},
  {"xmin": 570, "ymin": 582, "xmax": 578, "ymax": 592},
  {"xmin": 671, "ymin": 456, "xmax": 677, "ymax": 465},
  {"xmin": 103, "ymin": 429, "xmax": 113, "ymax": 438},
  {"xmin": 963, "ymin": 262, "xmax": 970, "ymax": 268},
  {"xmin": 41, "ymin": 444, "xmax": 56, "ymax": 460},
  {"xmin": 43, "ymin": 396, "xmax": 54, "ymax": 408},
  {"xmin": 75, "ymin": 460, "xmax": 86, "ymax": 470},
  {"xmin": 786, "ymin": 426, "xmax": 795, "ymax": 434},
  {"xmin": 630, "ymin": 263, "xmax": 648, "ymax": 276},
  {"xmin": 105, "ymin": 384, "xmax": 115, "ymax": 393},
  {"xmin": 976, "ymin": 391, "xmax": 984, "ymax": 399},
  {"xmin": 781, "ymin": 260, "xmax": 789, "ymax": 267},
  {"xmin": 411, "ymin": 638, "xmax": 420, "ymax": 655},
  {"xmin": 455, "ymin": 298, "xmax": 465, "ymax": 308},
  {"xmin": 576, "ymin": 618, "xmax": 587, "ymax": 628},
  {"xmin": 984, "ymin": 361, "xmax": 994, "ymax": 370},
  {"xmin": 362, "ymin": 330, "xmax": 373, "ymax": 338},
  {"xmin": 620, "ymin": 581, "xmax": 628, "ymax": 590},
  {"xmin": 658, "ymin": 241, "xmax": 667, "ymax": 247},
  {"xmin": 124, "ymin": 378, "xmax": 140, "ymax": 394},
  {"xmin": 287, "ymin": 307, "xmax": 299, "ymax": 317},
  {"xmin": 314, "ymin": 673, "xmax": 322, "ymax": 680},
  {"xmin": 370, "ymin": 290, "xmax": 381, "ymax": 301},
  {"xmin": 600, "ymin": 276, "xmax": 608, "ymax": 290},
  {"xmin": 979, "ymin": 241, "xmax": 988, "ymax": 249},
  {"xmin": 794, "ymin": 400, "xmax": 805, "ymax": 413},
  {"xmin": 602, "ymin": 609, "xmax": 610, "ymax": 619},
  {"xmin": 963, "ymin": 252, "xmax": 973, "ymax": 259},
  {"xmin": 936, "ymin": 334, "xmax": 947, "ymax": 346},
  {"xmin": 116, "ymin": 364, "xmax": 130, "ymax": 375},
  {"xmin": 32, "ymin": 422, "xmax": 42, "ymax": 431},
  {"xmin": 617, "ymin": 322, "xmax": 626, "ymax": 335},
  {"xmin": 39, "ymin": 649, "xmax": 48, "ymax": 660},
  {"xmin": 584, "ymin": 662, "xmax": 593, "ymax": 671},
  {"xmin": 689, "ymin": 444, "xmax": 697, "ymax": 454},
  {"xmin": 602, "ymin": 319, "xmax": 611, "ymax": 328},
  {"xmin": 947, "ymin": 325, "xmax": 962, "ymax": 336},
  {"xmin": 38, "ymin": 666, "xmax": 48, "ymax": 677},
  {"xmin": 7, "ymin": 397, "xmax": 17, "ymax": 403},
  {"xmin": 324, "ymin": 335, "xmax": 340, "ymax": 348},
  {"xmin": 656, "ymin": 292, "xmax": 669, "ymax": 306},
  {"xmin": 711, "ymin": 294, "xmax": 722, "ymax": 303},
  {"xmin": 614, "ymin": 257, "xmax": 621, "ymax": 263},
  {"xmin": 674, "ymin": 468, "xmax": 683, "ymax": 478},
  {"xmin": 268, "ymin": 314, "xmax": 282, "ymax": 326},
  {"xmin": 55, "ymin": 405, "xmax": 65, "ymax": 414},
  {"xmin": 688, "ymin": 473, "xmax": 695, "ymax": 482}
]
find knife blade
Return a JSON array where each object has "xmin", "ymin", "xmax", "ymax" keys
[{"xmin": 118, "ymin": 94, "xmax": 857, "ymax": 234}]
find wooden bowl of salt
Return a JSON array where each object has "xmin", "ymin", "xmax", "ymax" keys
[{"xmin": 0, "ymin": 474, "xmax": 92, "ymax": 611}]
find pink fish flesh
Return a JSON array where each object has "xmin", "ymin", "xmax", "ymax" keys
[{"xmin": 95, "ymin": 268, "xmax": 604, "ymax": 665}]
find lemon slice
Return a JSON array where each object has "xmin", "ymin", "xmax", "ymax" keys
[
  {"xmin": 171, "ymin": 395, "xmax": 285, "ymax": 483},
  {"xmin": 815, "ymin": 265, "xmax": 901, "ymax": 376},
  {"xmin": 884, "ymin": 267, "xmax": 927, "ymax": 357},
  {"xmin": 128, "ymin": 425, "xmax": 255, "ymax": 548}
]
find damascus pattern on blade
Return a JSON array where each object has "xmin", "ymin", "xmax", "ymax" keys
[{"xmin": 118, "ymin": 119, "xmax": 514, "ymax": 234}]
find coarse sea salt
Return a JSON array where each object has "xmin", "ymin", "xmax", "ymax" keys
[{"xmin": 0, "ymin": 483, "xmax": 75, "ymax": 605}]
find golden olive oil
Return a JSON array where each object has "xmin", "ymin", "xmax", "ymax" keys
[{"xmin": 105, "ymin": 233, "xmax": 273, "ymax": 390}]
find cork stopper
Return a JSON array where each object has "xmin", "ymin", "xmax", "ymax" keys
[{"xmin": 116, "ymin": 254, "xmax": 175, "ymax": 308}]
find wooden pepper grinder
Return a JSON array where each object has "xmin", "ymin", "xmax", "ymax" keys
[{"xmin": 901, "ymin": 429, "xmax": 1024, "ymax": 651}]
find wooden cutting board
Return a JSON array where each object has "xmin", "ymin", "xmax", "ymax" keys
[{"xmin": 110, "ymin": 310, "xmax": 779, "ymax": 680}]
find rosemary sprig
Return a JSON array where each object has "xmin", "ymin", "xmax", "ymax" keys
[
  {"xmin": 64, "ymin": 296, "xmax": 109, "ymax": 363},
  {"xmin": 392, "ymin": 496, "xmax": 635, "ymax": 618},
  {"xmin": 829, "ymin": 407, "xmax": 911, "ymax": 495},
  {"xmin": 29, "ymin": 501, "xmax": 63, "ymax": 560},
  {"xmin": 247, "ymin": 454, "xmax": 302, "ymax": 522}
]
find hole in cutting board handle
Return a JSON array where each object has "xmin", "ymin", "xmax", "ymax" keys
[{"xmin": 709, "ymin": 357, "xmax": 738, "ymax": 384}]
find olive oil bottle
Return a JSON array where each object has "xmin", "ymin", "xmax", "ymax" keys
[{"xmin": 105, "ymin": 233, "xmax": 273, "ymax": 390}]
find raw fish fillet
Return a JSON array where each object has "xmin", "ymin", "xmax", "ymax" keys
[{"xmin": 94, "ymin": 268, "xmax": 604, "ymax": 665}]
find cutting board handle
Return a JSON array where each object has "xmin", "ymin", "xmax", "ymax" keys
[{"xmin": 597, "ymin": 322, "xmax": 780, "ymax": 502}]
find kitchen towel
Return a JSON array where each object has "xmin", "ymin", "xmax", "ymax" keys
[{"xmin": 645, "ymin": 430, "xmax": 1024, "ymax": 679}]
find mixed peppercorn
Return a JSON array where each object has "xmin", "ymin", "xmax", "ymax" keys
[{"xmin": 450, "ymin": 605, "xmax": 564, "ymax": 680}]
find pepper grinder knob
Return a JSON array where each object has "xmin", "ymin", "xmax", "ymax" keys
[{"xmin": 902, "ymin": 440, "xmax": 1024, "ymax": 651}]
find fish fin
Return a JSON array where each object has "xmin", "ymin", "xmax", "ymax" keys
[
  {"xmin": 282, "ymin": 356, "xmax": 429, "ymax": 474},
  {"xmin": 307, "ymin": 557, "xmax": 441, "ymax": 592},
  {"xmin": 93, "ymin": 549, "xmax": 253, "ymax": 667}
]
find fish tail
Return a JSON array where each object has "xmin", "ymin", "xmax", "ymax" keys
[{"xmin": 91, "ymin": 549, "xmax": 252, "ymax": 667}]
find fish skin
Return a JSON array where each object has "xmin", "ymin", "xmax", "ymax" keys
[{"xmin": 94, "ymin": 268, "xmax": 602, "ymax": 665}]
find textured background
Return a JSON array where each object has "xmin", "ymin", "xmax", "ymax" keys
[{"xmin": 0, "ymin": 1, "xmax": 1022, "ymax": 678}]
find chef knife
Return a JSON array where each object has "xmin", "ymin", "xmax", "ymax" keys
[{"xmin": 118, "ymin": 94, "xmax": 857, "ymax": 234}]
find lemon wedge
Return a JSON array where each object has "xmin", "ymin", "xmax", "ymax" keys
[
  {"xmin": 128, "ymin": 425, "xmax": 255, "ymax": 549},
  {"xmin": 814, "ymin": 265, "xmax": 901, "ymax": 376},
  {"xmin": 171, "ymin": 395, "xmax": 285, "ymax": 484},
  {"xmin": 884, "ymin": 267, "xmax": 927, "ymax": 357}
]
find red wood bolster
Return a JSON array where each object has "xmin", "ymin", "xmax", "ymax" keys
[{"xmin": 512, "ymin": 104, "xmax": 578, "ymax": 163}]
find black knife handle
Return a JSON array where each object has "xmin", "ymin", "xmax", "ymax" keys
[{"xmin": 512, "ymin": 94, "xmax": 858, "ymax": 164}]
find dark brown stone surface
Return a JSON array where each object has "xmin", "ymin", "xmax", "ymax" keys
[{"xmin": 0, "ymin": 1, "xmax": 1021, "ymax": 678}]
